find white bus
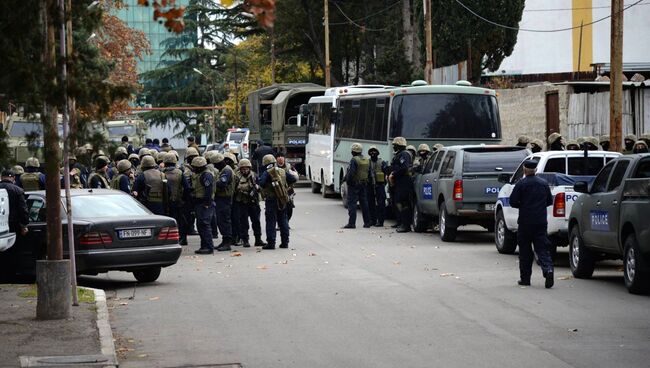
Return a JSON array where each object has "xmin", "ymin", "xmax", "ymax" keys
[
  {"xmin": 306, "ymin": 80, "xmax": 502, "ymax": 198},
  {"xmin": 305, "ymin": 85, "xmax": 388, "ymax": 196}
]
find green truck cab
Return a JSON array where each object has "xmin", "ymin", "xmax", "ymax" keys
[{"xmin": 569, "ymin": 153, "xmax": 650, "ymax": 294}]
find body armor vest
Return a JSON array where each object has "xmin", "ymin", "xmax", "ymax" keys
[
  {"xmin": 352, "ymin": 156, "xmax": 370, "ymax": 184},
  {"xmin": 214, "ymin": 165, "xmax": 234, "ymax": 198},
  {"xmin": 164, "ymin": 167, "xmax": 184, "ymax": 203},
  {"xmin": 143, "ymin": 169, "xmax": 165, "ymax": 203},
  {"xmin": 21, "ymin": 172, "xmax": 40, "ymax": 191}
]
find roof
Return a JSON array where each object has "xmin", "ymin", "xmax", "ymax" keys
[
  {"xmin": 555, "ymin": 81, "xmax": 650, "ymax": 88},
  {"xmin": 247, "ymin": 83, "xmax": 324, "ymax": 100},
  {"xmin": 530, "ymin": 151, "xmax": 622, "ymax": 158},
  {"xmin": 392, "ymin": 84, "xmax": 496, "ymax": 97}
]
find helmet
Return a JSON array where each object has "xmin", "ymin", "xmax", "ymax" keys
[
  {"xmin": 191, "ymin": 156, "xmax": 208, "ymax": 168},
  {"xmin": 95, "ymin": 150, "xmax": 106, "ymax": 157},
  {"xmin": 368, "ymin": 145, "xmax": 379, "ymax": 154},
  {"xmin": 238, "ymin": 158, "xmax": 252, "ymax": 168},
  {"xmin": 94, "ymin": 156, "xmax": 109, "ymax": 169},
  {"xmin": 634, "ymin": 140, "xmax": 648, "ymax": 150},
  {"xmin": 224, "ymin": 152, "xmax": 237, "ymax": 163},
  {"xmin": 517, "ymin": 135, "xmax": 530, "ymax": 145},
  {"xmin": 586, "ymin": 136, "xmax": 599, "ymax": 148},
  {"xmin": 25, "ymin": 157, "xmax": 40, "ymax": 168},
  {"xmin": 531, "ymin": 139, "xmax": 544, "ymax": 148},
  {"xmin": 417, "ymin": 144, "xmax": 431, "ymax": 153},
  {"xmin": 576, "ymin": 136, "xmax": 586, "ymax": 145},
  {"xmin": 128, "ymin": 153, "xmax": 139, "ymax": 161},
  {"xmin": 163, "ymin": 152, "xmax": 178, "ymax": 164},
  {"xmin": 169, "ymin": 150, "xmax": 180, "ymax": 161},
  {"xmin": 117, "ymin": 159, "xmax": 132, "ymax": 173},
  {"xmin": 84, "ymin": 143, "xmax": 93, "ymax": 151},
  {"xmin": 210, "ymin": 153, "xmax": 225, "ymax": 164},
  {"xmin": 406, "ymin": 145, "xmax": 416, "ymax": 152},
  {"xmin": 547, "ymin": 132, "xmax": 562, "ymax": 144},
  {"xmin": 12, "ymin": 165, "xmax": 24, "ymax": 175},
  {"xmin": 186, "ymin": 147, "xmax": 199, "ymax": 158},
  {"xmin": 392, "ymin": 137, "xmax": 407, "ymax": 147},
  {"xmin": 600, "ymin": 135, "xmax": 610, "ymax": 143},
  {"xmin": 625, "ymin": 134, "xmax": 638, "ymax": 142},
  {"xmin": 69, "ymin": 154, "xmax": 77, "ymax": 161},
  {"xmin": 351, "ymin": 143, "xmax": 363, "ymax": 153},
  {"xmin": 565, "ymin": 140, "xmax": 580, "ymax": 150},
  {"xmin": 161, "ymin": 144, "xmax": 172, "ymax": 152},
  {"xmin": 433, "ymin": 143, "xmax": 444, "ymax": 151},
  {"xmin": 140, "ymin": 155, "xmax": 157, "ymax": 169},
  {"xmin": 115, "ymin": 146, "xmax": 128, "ymax": 155},
  {"xmin": 204, "ymin": 150, "xmax": 216, "ymax": 161},
  {"xmin": 157, "ymin": 152, "xmax": 167, "ymax": 163},
  {"xmin": 262, "ymin": 154, "xmax": 276, "ymax": 166},
  {"xmin": 138, "ymin": 148, "xmax": 150, "ymax": 157},
  {"xmin": 150, "ymin": 150, "xmax": 159, "ymax": 161}
]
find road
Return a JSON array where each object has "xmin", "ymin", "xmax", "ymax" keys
[{"xmin": 80, "ymin": 188, "xmax": 650, "ymax": 368}]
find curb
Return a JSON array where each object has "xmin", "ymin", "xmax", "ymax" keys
[{"xmin": 84, "ymin": 287, "xmax": 119, "ymax": 368}]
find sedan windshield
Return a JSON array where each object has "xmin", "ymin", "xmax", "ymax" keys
[{"xmin": 68, "ymin": 194, "xmax": 150, "ymax": 218}]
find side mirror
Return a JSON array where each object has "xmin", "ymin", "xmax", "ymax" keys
[
  {"xmin": 497, "ymin": 173, "xmax": 511, "ymax": 184},
  {"xmin": 574, "ymin": 181, "xmax": 589, "ymax": 193}
]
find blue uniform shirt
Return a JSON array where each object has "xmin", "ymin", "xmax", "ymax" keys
[
  {"xmin": 509, "ymin": 174, "xmax": 553, "ymax": 225},
  {"xmin": 390, "ymin": 150, "xmax": 411, "ymax": 178},
  {"xmin": 258, "ymin": 167, "xmax": 297, "ymax": 188},
  {"xmin": 215, "ymin": 167, "xmax": 233, "ymax": 189}
]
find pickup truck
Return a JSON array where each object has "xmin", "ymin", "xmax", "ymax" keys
[
  {"xmin": 412, "ymin": 145, "xmax": 529, "ymax": 241},
  {"xmin": 568, "ymin": 153, "xmax": 650, "ymax": 294},
  {"xmin": 0, "ymin": 189, "xmax": 17, "ymax": 252},
  {"xmin": 495, "ymin": 151, "xmax": 621, "ymax": 256}
]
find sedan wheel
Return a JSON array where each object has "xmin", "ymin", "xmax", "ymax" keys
[
  {"xmin": 624, "ymin": 234, "xmax": 649, "ymax": 294},
  {"xmin": 495, "ymin": 211, "xmax": 516, "ymax": 254},
  {"xmin": 439, "ymin": 204, "xmax": 457, "ymax": 242},
  {"xmin": 133, "ymin": 267, "xmax": 162, "ymax": 283},
  {"xmin": 569, "ymin": 226, "xmax": 594, "ymax": 279},
  {"xmin": 412, "ymin": 203, "xmax": 427, "ymax": 233}
]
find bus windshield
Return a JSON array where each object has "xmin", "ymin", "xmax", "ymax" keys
[
  {"xmin": 389, "ymin": 94, "xmax": 500, "ymax": 140},
  {"xmin": 107, "ymin": 125, "xmax": 136, "ymax": 137},
  {"xmin": 227, "ymin": 132, "xmax": 246, "ymax": 143}
]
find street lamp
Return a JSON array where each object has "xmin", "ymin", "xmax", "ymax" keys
[{"xmin": 192, "ymin": 68, "xmax": 217, "ymax": 142}]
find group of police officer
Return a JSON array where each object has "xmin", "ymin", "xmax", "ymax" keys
[
  {"xmin": 516, "ymin": 133, "xmax": 650, "ymax": 154},
  {"xmin": 8, "ymin": 134, "xmax": 299, "ymax": 255}
]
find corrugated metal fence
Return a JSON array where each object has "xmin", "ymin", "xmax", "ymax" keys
[{"xmin": 431, "ymin": 61, "xmax": 467, "ymax": 85}]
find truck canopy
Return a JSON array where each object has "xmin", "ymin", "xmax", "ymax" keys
[
  {"xmin": 271, "ymin": 86, "xmax": 326, "ymax": 130},
  {"xmin": 247, "ymin": 83, "xmax": 323, "ymax": 128},
  {"xmin": 537, "ymin": 173, "xmax": 597, "ymax": 186}
]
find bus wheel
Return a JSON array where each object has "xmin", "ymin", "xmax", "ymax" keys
[{"xmin": 311, "ymin": 181, "xmax": 321, "ymax": 194}]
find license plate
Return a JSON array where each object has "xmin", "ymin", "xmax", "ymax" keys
[
  {"xmin": 286, "ymin": 157, "xmax": 302, "ymax": 163},
  {"xmin": 119, "ymin": 228, "xmax": 152, "ymax": 239},
  {"xmin": 484, "ymin": 203, "xmax": 496, "ymax": 211}
]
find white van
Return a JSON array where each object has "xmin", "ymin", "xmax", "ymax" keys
[
  {"xmin": 0, "ymin": 189, "xmax": 17, "ymax": 252},
  {"xmin": 223, "ymin": 128, "xmax": 250, "ymax": 160}
]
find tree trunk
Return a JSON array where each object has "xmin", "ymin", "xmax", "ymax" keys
[{"xmin": 401, "ymin": 0, "xmax": 418, "ymax": 66}]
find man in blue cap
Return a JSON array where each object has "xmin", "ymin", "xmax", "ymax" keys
[{"xmin": 509, "ymin": 159, "xmax": 554, "ymax": 288}]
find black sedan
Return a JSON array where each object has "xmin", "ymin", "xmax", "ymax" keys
[{"xmin": 0, "ymin": 189, "xmax": 182, "ymax": 283}]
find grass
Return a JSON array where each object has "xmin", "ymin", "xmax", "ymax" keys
[{"xmin": 17, "ymin": 284, "xmax": 96, "ymax": 304}]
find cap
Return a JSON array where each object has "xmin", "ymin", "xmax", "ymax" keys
[
  {"xmin": 523, "ymin": 160, "xmax": 538, "ymax": 169},
  {"xmin": 1, "ymin": 170, "xmax": 15, "ymax": 177}
]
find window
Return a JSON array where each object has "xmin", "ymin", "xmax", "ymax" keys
[
  {"xmin": 389, "ymin": 94, "xmax": 500, "ymax": 139},
  {"xmin": 634, "ymin": 159, "xmax": 650, "ymax": 178},
  {"xmin": 432, "ymin": 151, "xmax": 445, "ymax": 172},
  {"xmin": 107, "ymin": 125, "xmax": 136, "ymax": 137},
  {"xmin": 424, "ymin": 152, "xmax": 438, "ymax": 173},
  {"xmin": 512, "ymin": 156, "xmax": 541, "ymax": 183},
  {"xmin": 227, "ymin": 132, "xmax": 246, "ymax": 143},
  {"xmin": 26, "ymin": 198, "xmax": 46, "ymax": 223},
  {"xmin": 462, "ymin": 148, "xmax": 528, "ymax": 173},
  {"xmin": 440, "ymin": 151, "xmax": 456, "ymax": 176},
  {"xmin": 607, "ymin": 160, "xmax": 631, "ymax": 191},
  {"xmin": 67, "ymin": 194, "xmax": 150, "ymax": 218},
  {"xmin": 567, "ymin": 157, "xmax": 610, "ymax": 176},
  {"xmin": 544, "ymin": 158, "xmax": 566, "ymax": 174},
  {"xmin": 591, "ymin": 161, "xmax": 615, "ymax": 193},
  {"xmin": 374, "ymin": 98, "xmax": 388, "ymax": 141}
]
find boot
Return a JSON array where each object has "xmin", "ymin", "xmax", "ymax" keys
[
  {"xmin": 179, "ymin": 237, "xmax": 188, "ymax": 246},
  {"xmin": 396, "ymin": 225, "xmax": 411, "ymax": 233},
  {"xmin": 195, "ymin": 248, "xmax": 213, "ymax": 255},
  {"xmin": 233, "ymin": 235, "xmax": 240, "ymax": 245},
  {"xmin": 545, "ymin": 271, "xmax": 554, "ymax": 289},
  {"xmin": 279, "ymin": 243, "xmax": 289, "ymax": 249},
  {"xmin": 216, "ymin": 237, "xmax": 232, "ymax": 252},
  {"xmin": 262, "ymin": 243, "xmax": 275, "ymax": 250},
  {"xmin": 342, "ymin": 224, "xmax": 355, "ymax": 229},
  {"xmin": 391, "ymin": 223, "xmax": 401, "ymax": 228},
  {"xmin": 254, "ymin": 236, "xmax": 267, "ymax": 247},
  {"xmin": 242, "ymin": 239, "xmax": 251, "ymax": 248}
]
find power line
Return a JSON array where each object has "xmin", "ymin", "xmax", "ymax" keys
[
  {"xmin": 524, "ymin": 1, "xmax": 650, "ymax": 12},
  {"xmin": 330, "ymin": 1, "xmax": 401, "ymax": 32},
  {"xmin": 453, "ymin": 0, "xmax": 645, "ymax": 33},
  {"xmin": 329, "ymin": 0, "xmax": 402, "ymax": 26}
]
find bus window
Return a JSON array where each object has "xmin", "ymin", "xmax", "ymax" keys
[{"xmin": 389, "ymin": 94, "xmax": 500, "ymax": 140}]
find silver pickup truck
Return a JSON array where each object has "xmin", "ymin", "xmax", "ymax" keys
[
  {"xmin": 412, "ymin": 145, "xmax": 529, "ymax": 241},
  {"xmin": 0, "ymin": 189, "xmax": 17, "ymax": 252},
  {"xmin": 569, "ymin": 153, "xmax": 650, "ymax": 294}
]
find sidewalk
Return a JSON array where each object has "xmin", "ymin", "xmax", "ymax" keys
[{"xmin": 0, "ymin": 284, "xmax": 116, "ymax": 368}]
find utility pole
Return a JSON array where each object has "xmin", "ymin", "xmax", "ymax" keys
[
  {"xmin": 233, "ymin": 50, "xmax": 239, "ymax": 125},
  {"xmin": 270, "ymin": 29, "xmax": 276, "ymax": 84},
  {"xmin": 424, "ymin": 0, "xmax": 432, "ymax": 84},
  {"xmin": 609, "ymin": 0, "xmax": 623, "ymax": 152},
  {"xmin": 324, "ymin": 0, "xmax": 331, "ymax": 87}
]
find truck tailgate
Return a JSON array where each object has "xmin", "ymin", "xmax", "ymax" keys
[{"xmin": 461, "ymin": 173, "xmax": 507, "ymax": 210}]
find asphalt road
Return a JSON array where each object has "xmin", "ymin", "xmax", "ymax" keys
[{"xmin": 81, "ymin": 188, "xmax": 650, "ymax": 368}]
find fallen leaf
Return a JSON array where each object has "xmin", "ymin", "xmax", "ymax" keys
[
  {"xmin": 137, "ymin": 354, "xmax": 148, "ymax": 358},
  {"xmin": 558, "ymin": 276, "xmax": 573, "ymax": 280},
  {"xmin": 119, "ymin": 302, "xmax": 128, "ymax": 306},
  {"xmin": 393, "ymin": 261, "xmax": 401, "ymax": 265},
  {"xmin": 256, "ymin": 248, "xmax": 262, "ymax": 253},
  {"xmin": 277, "ymin": 260, "xmax": 289, "ymax": 264},
  {"xmin": 568, "ymin": 328, "xmax": 578, "ymax": 332},
  {"xmin": 435, "ymin": 246, "xmax": 440, "ymax": 249},
  {"xmin": 336, "ymin": 230, "xmax": 344, "ymax": 233},
  {"xmin": 439, "ymin": 273, "xmax": 454, "ymax": 277},
  {"xmin": 256, "ymin": 265, "xmax": 268, "ymax": 270},
  {"xmin": 230, "ymin": 251, "xmax": 242, "ymax": 257},
  {"xmin": 308, "ymin": 252, "xmax": 317, "ymax": 256},
  {"xmin": 148, "ymin": 297, "xmax": 159, "ymax": 301}
]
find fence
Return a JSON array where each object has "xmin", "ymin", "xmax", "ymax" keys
[{"xmin": 430, "ymin": 61, "xmax": 467, "ymax": 85}]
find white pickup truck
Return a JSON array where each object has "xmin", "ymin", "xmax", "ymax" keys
[
  {"xmin": 494, "ymin": 151, "xmax": 621, "ymax": 255},
  {"xmin": 0, "ymin": 189, "xmax": 17, "ymax": 252}
]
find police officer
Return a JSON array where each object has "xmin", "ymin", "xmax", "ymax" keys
[
  {"xmin": 584, "ymin": 136, "xmax": 599, "ymax": 151},
  {"xmin": 509, "ymin": 160, "xmax": 554, "ymax": 288},
  {"xmin": 205, "ymin": 151, "xmax": 221, "ymax": 240},
  {"xmin": 162, "ymin": 152, "xmax": 190, "ymax": 245},
  {"xmin": 576, "ymin": 136, "xmax": 587, "ymax": 150},
  {"xmin": 212, "ymin": 153, "xmax": 235, "ymax": 251},
  {"xmin": 184, "ymin": 147, "xmax": 200, "ymax": 236},
  {"xmin": 367, "ymin": 146, "xmax": 389, "ymax": 227},
  {"xmin": 565, "ymin": 140, "xmax": 581, "ymax": 151},
  {"xmin": 110, "ymin": 159, "xmax": 133, "ymax": 194},
  {"xmin": 128, "ymin": 153, "xmax": 140, "ymax": 170},
  {"xmin": 516, "ymin": 135, "xmax": 530, "ymax": 148},
  {"xmin": 405, "ymin": 145, "xmax": 417, "ymax": 162},
  {"xmin": 530, "ymin": 139, "xmax": 544, "ymax": 153},
  {"xmin": 599, "ymin": 135, "xmax": 611, "ymax": 151},
  {"xmin": 190, "ymin": 156, "xmax": 215, "ymax": 254},
  {"xmin": 233, "ymin": 159, "xmax": 265, "ymax": 247},
  {"xmin": 624, "ymin": 134, "xmax": 637, "ymax": 154},
  {"xmin": 133, "ymin": 155, "xmax": 168, "ymax": 215},
  {"xmin": 65, "ymin": 155, "xmax": 84, "ymax": 189},
  {"xmin": 258, "ymin": 154, "xmax": 296, "ymax": 249},
  {"xmin": 343, "ymin": 143, "xmax": 371, "ymax": 229},
  {"xmin": 252, "ymin": 140, "xmax": 274, "ymax": 174},
  {"xmin": 121, "ymin": 136, "xmax": 135, "ymax": 155},
  {"xmin": 11, "ymin": 165, "xmax": 24, "ymax": 184},
  {"xmin": 547, "ymin": 133, "xmax": 564, "ymax": 151},
  {"xmin": 87, "ymin": 156, "xmax": 111, "ymax": 188},
  {"xmin": 389, "ymin": 137, "xmax": 413, "ymax": 233},
  {"xmin": 413, "ymin": 144, "xmax": 431, "ymax": 173},
  {"xmin": 224, "ymin": 152, "xmax": 240, "ymax": 243},
  {"xmin": 633, "ymin": 140, "xmax": 649, "ymax": 154},
  {"xmin": 18, "ymin": 158, "xmax": 45, "ymax": 191},
  {"xmin": 640, "ymin": 134, "xmax": 650, "ymax": 148},
  {"xmin": 276, "ymin": 152, "xmax": 299, "ymax": 224},
  {"xmin": 0, "ymin": 170, "xmax": 29, "ymax": 280}
]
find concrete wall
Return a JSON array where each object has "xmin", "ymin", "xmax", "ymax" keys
[{"xmin": 497, "ymin": 84, "xmax": 572, "ymax": 148}]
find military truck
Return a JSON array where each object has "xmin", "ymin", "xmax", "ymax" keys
[
  {"xmin": 105, "ymin": 118, "xmax": 147, "ymax": 149},
  {"xmin": 246, "ymin": 83, "xmax": 326, "ymax": 175},
  {"xmin": 2, "ymin": 114, "xmax": 62, "ymax": 164},
  {"xmin": 568, "ymin": 153, "xmax": 650, "ymax": 294}
]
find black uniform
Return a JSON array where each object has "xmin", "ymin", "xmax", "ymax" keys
[
  {"xmin": 0, "ymin": 178, "xmax": 29, "ymax": 278},
  {"xmin": 390, "ymin": 149, "xmax": 413, "ymax": 231},
  {"xmin": 252, "ymin": 143, "xmax": 274, "ymax": 174},
  {"xmin": 509, "ymin": 170, "xmax": 554, "ymax": 286}
]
